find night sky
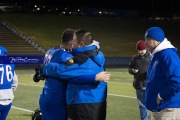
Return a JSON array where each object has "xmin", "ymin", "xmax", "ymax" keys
[{"xmin": 1, "ymin": 0, "xmax": 180, "ymax": 14}]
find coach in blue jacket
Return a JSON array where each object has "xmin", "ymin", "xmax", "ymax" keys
[
  {"xmin": 144, "ymin": 27, "xmax": 180, "ymax": 120},
  {"xmin": 42, "ymin": 29, "xmax": 107, "ymax": 120}
]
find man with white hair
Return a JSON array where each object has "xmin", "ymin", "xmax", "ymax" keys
[{"xmin": 144, "ymin": 27, "xmax": 180, "ymax": 120}]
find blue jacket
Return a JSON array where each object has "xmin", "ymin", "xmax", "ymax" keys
[
  {"xmin": 42, "ymin": 45, "xmax": 107, "ymax": 104},
  {"xmin": 145, "ymin": 39, "xmax": 180, "ymax": 111}
]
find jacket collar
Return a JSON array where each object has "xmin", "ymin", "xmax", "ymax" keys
[{"xmin": 151, "ymin": 38, "xmax": 175, "ymax": 59}]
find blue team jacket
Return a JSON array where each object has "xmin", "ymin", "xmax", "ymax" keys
[
  {"xmin": 145, "ymin": 48, "xmax": 180, "ymax": 111},
  {"xmin": 42, "ymin": 45, "xmax": 107, "ymax": 105}
]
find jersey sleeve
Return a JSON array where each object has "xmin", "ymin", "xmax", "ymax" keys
[{"xmin": 59, "ymin": 52, "xmax": 74, "ymax": 63}]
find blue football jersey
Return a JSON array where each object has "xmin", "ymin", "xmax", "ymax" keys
[
  {"xmin": 0, "ymin": 64, "xmax": 15, "ymax": 89},
  {"xmin": 40, "ymin": 47, "xmax": 73, "ymax": 105},
  {"xmin": 44, "ymin": 47, "xmax": 73, "ymax": 64}
]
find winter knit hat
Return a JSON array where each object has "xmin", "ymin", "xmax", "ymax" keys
[
  {"xmin": 144, "ymin": 27, "xmax": 165, "ymax": 42},
  {"xmin": 136, "ymin": 40, "xmax": 146, "ymax": 50}
]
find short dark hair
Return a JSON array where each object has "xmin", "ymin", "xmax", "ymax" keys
[
  {"xmin": 74, "ymin": 29, "xmax": 93, "ymax": 45},
  {"xmin": 61, "ymin": 28, "xmax": 75, "ymax": 45}
]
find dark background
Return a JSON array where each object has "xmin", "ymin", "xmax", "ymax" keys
[
  {"xmin": 1, "ymin": 0, "xmax": 180, "ymax": 19},
  {"xmin": 1, "ymin": 0, "xmax": 180, "ymax": 12}
]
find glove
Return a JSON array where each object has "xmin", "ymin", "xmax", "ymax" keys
[
  {"xmin": 35, "ymin": 64, "xmax": 43, "ymax": 74},
  {"xmin": 33, "ymin": 65, "xmax": 45, "ymax": 83},
  {"xmin": 33, "ymin": 73, "xmax": 45, "ymax": 83}
]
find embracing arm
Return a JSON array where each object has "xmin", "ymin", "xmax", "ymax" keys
[
  {"xmin": 42, "ymin": 62, "xmax": 88, "ymax": 79},
  {"xmin": 68, "ymin": 71, "xmax": 111, "ymax": 84},
  {"xmin": 42, "ymin": 62, "xmax": 110, "ymax": 83}
]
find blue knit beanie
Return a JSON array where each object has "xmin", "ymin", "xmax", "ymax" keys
[{"xmin": 144, "ymin": 27, "xmax": 165, "ymax": 42}]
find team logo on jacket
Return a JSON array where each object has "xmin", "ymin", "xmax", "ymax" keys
[
  {"xmin": 68, "ymin": 58, "xmax": 74, "ymax": 64},
  {"xmin": 65, "ymin": 58, "xmax": 74, "ymax": 65},
  {"xmin": 152, "ymin": 60, "xmax": 159, "ymax": 71},
  {"xmin": 154, "ymin": 60, "xmax": 158, "ymax": 66}
]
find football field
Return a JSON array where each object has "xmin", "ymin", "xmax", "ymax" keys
[{"xmin": 6, "ymin": 68, "xmax": 141, "ymax": 120}]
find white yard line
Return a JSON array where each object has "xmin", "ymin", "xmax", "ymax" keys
[
  {"xmin": 17, "ymin": 74, "xmax": 34, "ymax": 76},
  {"xmin": 11, "ymin": 106, "xmax": 33, "ymax": 113},
  {"xmin": 109, "ymin": 81, "xmax": 131, "ymax": 84},
  {"xmin": 108, "ymin": 94, "xmax": 136, "ymax": 99},
  {"xmin": 19, "ymin": 83, "xmax": 43, "ymax": 87}
]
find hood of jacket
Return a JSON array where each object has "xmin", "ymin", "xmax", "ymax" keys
[{"xmin": 151, "ymin": 38, "xmax": 176, "ymax": 59}]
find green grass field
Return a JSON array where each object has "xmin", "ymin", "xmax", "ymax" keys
[{"xmin": 6, "ymin": 68, "xmax": 143, "ymax": 120}]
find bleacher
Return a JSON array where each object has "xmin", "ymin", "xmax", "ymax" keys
[
  {"xmin": 0, "ymin": 21, "xmax": 45, "ymax": 55},
  {"xmin": 0, "ymin": 20, "xmax": 45, "ymax": 69}
]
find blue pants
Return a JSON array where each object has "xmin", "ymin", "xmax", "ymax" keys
[
  {"xmin": 0, "ymin": 103, "xmax": 12, "ymax": 120},
  {"xmin": 39, "ymin": 97, "xmax": 67, "ymax": 120},
  {"xmin": 136, "ymin": 89, "xmax": 148, "ymax": 120}
]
